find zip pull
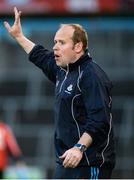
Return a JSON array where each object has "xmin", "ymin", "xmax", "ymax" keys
[{"xmin": 66, "ymin": 64, "xmax": 69, "ymax": 73}]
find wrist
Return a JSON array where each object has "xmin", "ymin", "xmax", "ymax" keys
[
  {"xmin": 15, "ymin": 33, "xmax": 24, "ymax": 41},
  {"xmin": 74, "ymin": 143, "xmax": 87, "ymax": 153}
]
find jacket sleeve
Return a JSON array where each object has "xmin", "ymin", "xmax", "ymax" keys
[
  {"xmin": 29, "ymin": 45, "xmax": 58, "ymax": 84},
  {"xmin": 80, "ymin": 71, "xmax": 111, "ymax": 145}
]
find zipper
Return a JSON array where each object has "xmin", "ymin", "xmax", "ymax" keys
[{"xmin": 59, "ymin": 65, "xmax": 69, "ymax": 93}]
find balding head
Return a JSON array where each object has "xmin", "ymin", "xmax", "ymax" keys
[{"xmin": 60, "ymin": 24, "xmax": 88, "ymax": 52}]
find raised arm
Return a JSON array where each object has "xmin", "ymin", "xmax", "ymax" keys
[{"xmin": 4, "ymin": 7, "xmax": 35, "ymax": 54}]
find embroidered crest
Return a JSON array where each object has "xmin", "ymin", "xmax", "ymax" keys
[
  {"xmin": 64, "ymin": 84, "xmax": 73, "ymax": 94},
  {"xmin": 67, "ymin": 84, "xmax": 73, "ymax": 92}
]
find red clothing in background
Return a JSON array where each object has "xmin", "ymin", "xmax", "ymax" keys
[
  {"xmin": 99, "ymin": 0, "xmax": 120, "ymax": 12},
  {"xmin": 0, "ymin": 122, "xmax": 22, "ymax": 171}
]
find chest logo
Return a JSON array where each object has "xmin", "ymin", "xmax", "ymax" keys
[
  {"xmin": 67, "ymin": 84, "xmax": 73, "ymax": 91},
  {"xmin": 65, "ymin": 84, "xmax": 73, "ymax": 94}
]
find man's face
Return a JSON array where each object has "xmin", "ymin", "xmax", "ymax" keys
[{"xmin": 53, "ymin": 25, "xmax": 77, "ymax": 67}]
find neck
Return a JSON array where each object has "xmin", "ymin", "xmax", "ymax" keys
[{"xmin": 71, "ymin": 51, "xmax": 85, "ymax": 64}]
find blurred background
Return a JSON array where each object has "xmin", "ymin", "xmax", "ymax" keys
[{"xmin": 0, "ymin": 0, "xmax": 134, "ymax": 179}]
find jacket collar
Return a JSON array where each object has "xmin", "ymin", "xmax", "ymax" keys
[{"xmin": 61, "ymin": 50, "xmax": 92, "ymax": 71}]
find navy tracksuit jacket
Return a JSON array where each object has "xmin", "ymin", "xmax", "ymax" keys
[{"xmin": 29, "ymin": 45, "xmax": 116, "ymax": 168}]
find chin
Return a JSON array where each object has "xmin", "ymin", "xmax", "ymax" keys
[
  {"xmin": 56, "ymin": 61, "xmax": 61, "ymax": 66},
  {"xmin": 56, "ymin": 60, "xmax": 67, "ymax": 68}
]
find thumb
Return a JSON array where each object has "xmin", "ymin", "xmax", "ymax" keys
[
  {"xmin": 59, "ymin": 151, "xmax": 67, "ymax": 159},
  {"xmin": 4, "ymin": 21, "xmax": 11, "ymax": 32}
]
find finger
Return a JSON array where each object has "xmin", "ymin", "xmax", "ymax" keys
[
  {"xmin": 64, "ymin": 155, "xmax": 80, "ymax": 168},
  {"xmin": 4, "ymin": 21, "xmax": 11, "ymax": 32},
  {"xmin": 63, "ymin": 160, "xmax": 70, "ymax": 168},
  {"xmin": 14, "ymin": 7, "xmax": 18, "ymax": 21},
  {"xmin": 63, "ymin": 156, "xmax": 74, "ymax": 167},
  {"xmin": 59, "ymin": 151, "xmax": 67, "ymax": 159},
  {"xmin": 18, "ymin": 11, "xmax": 22, "ymax": 24},
  {"xmin": 72, "ymin": 160, "xmax": 79, "ymax": 168},
  {"xmin": 59, "ymin": 155, "xmax": 64, "ymax": 159},
  {"xmin": 65, "ymin": 160, "xmax": 79, "ymax": 168},
  {"xmin": 14, "ymin": 7, "xmax": 21, "ymax": 25},
  {"xmin": 63, "ymin": 157, "xmax": 70, "ymax": 167},
  {"xmin": 71, "ymin": 164, "xmax": 77, "ymax": 168},
  {"xmin": 64, "ymin": 159, "xmax": 75, "ymax": 168},
  {"xmin": 14, "ymin": 7, "xmax": 19, "ymax": 19}
]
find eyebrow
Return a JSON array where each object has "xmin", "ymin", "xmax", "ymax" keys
[{"xmin": 54, "ymin": 39, "xmax": 65, "ymax": 43}]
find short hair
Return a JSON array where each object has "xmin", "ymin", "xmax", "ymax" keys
[{"xmin": 60, "ymin": 24, "xmax": 88, "ymax": 52}]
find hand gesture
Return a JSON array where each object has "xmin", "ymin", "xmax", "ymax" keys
[
  {"xmin": 59, "ymin": 147, "xmax": 83, "ymax": 168},
  {"xmin": 4, "ymin": 7, "xmax": 23, "ymax": 39}
]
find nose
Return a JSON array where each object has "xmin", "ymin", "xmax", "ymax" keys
[{"xmin": 53, "ymin": 43, "xmax": 58, "ymax": 50}]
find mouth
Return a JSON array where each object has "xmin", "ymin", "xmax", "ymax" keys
[{"xmin": 54, "ymin": 54, "xmax": 60, "ymax": 60}]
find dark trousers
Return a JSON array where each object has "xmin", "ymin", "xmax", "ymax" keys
[{"xmin": 54, "ymin": 164, "xmax": 113, "ymax": 179}]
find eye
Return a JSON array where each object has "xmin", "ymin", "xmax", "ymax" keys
[
  {"xmin": 59, "ymin": 40, "xmax": 66, "ymax": 45},
  {"xmin": 54, "ymin": 40, "xmax": 65, "ymax": 45}
]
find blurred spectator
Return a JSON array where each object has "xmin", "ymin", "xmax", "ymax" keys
[
  {"xmin": 0, "ymin": 118, "xmax": 23, "ymax": 179},
  {"xmin": 121, "ymin": 0, "xmax": 134, "ymax": 12},
  {"xmin": 0, "ymin": 0, "xmax": 50, "ymax": 15},
  {"xmin": 6, "ymin": 0, "xmax": 31, "ymax": 6},
  {"xmin": 99, "ymin": 0, "xmax": 120, "ymax": 13},
  {"xmin": 0, "ymin": 0, "xmax": 133, "ymax": 15},
  {"xmin": 66, "ymin": 0, "xmax": 99, "ymax": 13}
]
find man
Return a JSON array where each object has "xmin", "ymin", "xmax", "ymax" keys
[{"xmin": 4, "ymin": 7, "xmax": 116, "ymax": 179}]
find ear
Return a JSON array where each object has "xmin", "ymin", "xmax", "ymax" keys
[{"xmin": 74, "ymin": 42, "xmax": 83, "ymax": 53}]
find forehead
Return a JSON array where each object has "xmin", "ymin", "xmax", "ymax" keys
[{"xmin": 54, "ymin": 25, "xmax": 74, "ymax": 40}]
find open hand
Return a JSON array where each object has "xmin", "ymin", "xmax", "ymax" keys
[{"xmin": 4, "ymin": 7, "xmax": 23, "ymax": 39}]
